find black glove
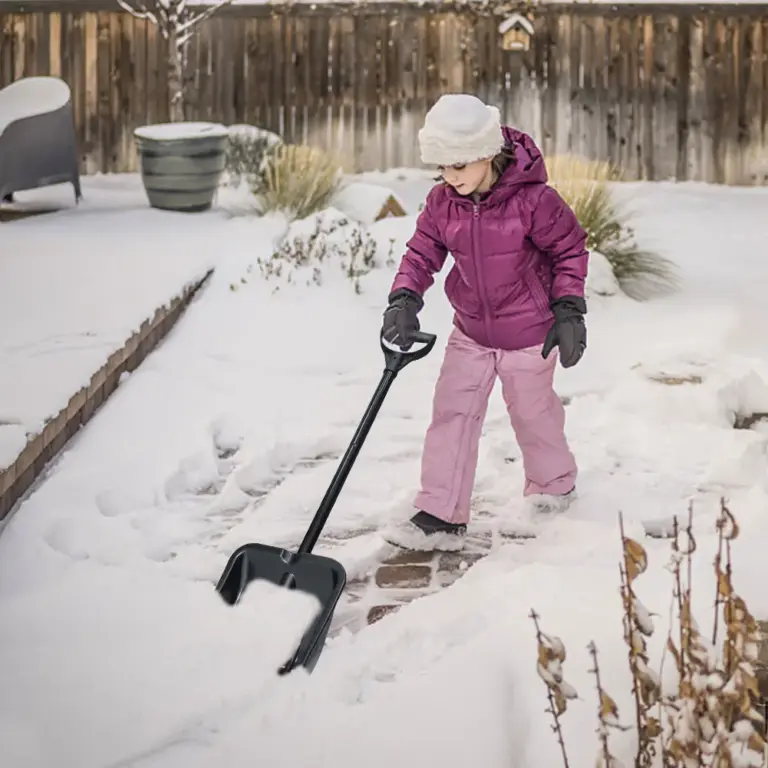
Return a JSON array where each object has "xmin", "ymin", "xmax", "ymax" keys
[
  {"xmin": 541, "ymin": 296, "xmax": 587, "ymax": 368},
  {"xmin": 381, "ymin": 288, "xmax": 423, "ymax": 351}
]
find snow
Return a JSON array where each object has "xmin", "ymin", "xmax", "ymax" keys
[
  {"xmin": 0, "ymin": 174, "xmax": 257, "ymax": 471},
  {"xmin": 330, "ymin": 180, "xmax": 407, "ymax": 225},
  {"xmin": 583, "ymin": 250, "xmax": 620, "ymax": 298},
  {"xmin": 2, "ymin": 171, "xmax": 768, "ymax": 768},
  {"xmin": 0, "ymin": 76, "xmax": 70, "ymax": 136},
  {"xmin": 227, "ymin": 123, "xmax": 282, "ymax": 146},
  {"xmin": 113, "ymin": 0, "xmax": 768, "ymax": 5},
  {"xmin": 196, "ymin": 0, "xmax": 768, "ymax": 5},
  {"xmin": 134, "ymin": 121, "xmax": 230, "ymax": 141},
  {"xmin": 498, "ymin": 13, "xmax": 534, "ymax": 35}
]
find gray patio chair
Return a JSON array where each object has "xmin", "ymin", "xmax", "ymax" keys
[{"xmin": 0, "ymin": 76, "xmax": 82, "ymax": 203}]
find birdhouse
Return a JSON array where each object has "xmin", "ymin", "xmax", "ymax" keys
[{"xmin": 498, "ymin": 13, "xmax": 534, "ymax": 52}]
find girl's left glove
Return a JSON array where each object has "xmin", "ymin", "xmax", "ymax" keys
[{"xmin": 541, "ymin": 296, "xmax": 587, "ymax": 368}]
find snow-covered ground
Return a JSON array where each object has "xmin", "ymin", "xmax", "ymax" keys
[
  {"xmin": 1, "ymin": 172, "xmax": 768, "ymax": 768},
  {"xmin": 0, "ymin": 175, "xmax": 233, "ymax": 470}
]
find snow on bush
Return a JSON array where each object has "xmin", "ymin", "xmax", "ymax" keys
[
  {"xmin": 367, "ymin": 214, "xmax": 417, "ymax": 263},
  {"xmin": 532, "ymin": 502, "xmax": 767, "ymax": 768},
  {"xmin": 586, "ymin": 250, "xmax": 621, "ymax": 299},
  {"xmin": 719, "ymin": 371, "xmax": 768, "ymax": 431},
  {"xmin": 253, "ymin": 209, "xmax": 397, "ymax": 294},
  {"xmin": 223, "ymin": 124, "xmax": 283, "ymax": 189},
  {"xmin": 546, "ymin": 155, "xmax": 680, "ymax": 302}
]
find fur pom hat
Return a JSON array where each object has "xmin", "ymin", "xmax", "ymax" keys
[{"xmin": 418, "ymin": 94, "xmax": 505, "ymax": 166}]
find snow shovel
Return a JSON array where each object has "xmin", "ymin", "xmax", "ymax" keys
[{"xmin": 215, "ymin": 329, "xmax": 438, "ymax": 676}]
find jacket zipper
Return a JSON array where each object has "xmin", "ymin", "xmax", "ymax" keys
[{"xmin": 472, "ymin": 202, "xmax": 494, "ymax": 348}]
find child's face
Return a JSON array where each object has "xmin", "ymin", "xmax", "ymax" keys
[{"xmin": 437, "ymin": 159, "xmax": 493, "ymax": 195}]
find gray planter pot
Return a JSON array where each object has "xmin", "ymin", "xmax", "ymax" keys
[{"xmin": 134, "ymin": 122, "xmax": 230, "ymax": 213}]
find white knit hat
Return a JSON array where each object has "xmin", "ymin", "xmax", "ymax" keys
[{"xmin": 418, "ymin": 94, "xmax": 505, "ymax": 166}]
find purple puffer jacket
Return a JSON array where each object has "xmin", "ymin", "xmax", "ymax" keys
[{"xmin": 390, "ymin": 126, "xmax": 589, "ymax": 351}]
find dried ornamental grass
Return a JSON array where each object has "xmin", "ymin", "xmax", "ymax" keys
[
  {"xmin": 545, "ymin": 154, "xmax": 679, "ymax": 300},
  {"xmin": 255, "ymin": 144, "xmax": 343, "ymax": 220}
]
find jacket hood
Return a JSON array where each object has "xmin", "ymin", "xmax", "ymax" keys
[{"xmin": 495, "ymin": 125, "xmax": 548, "ymax": 190}]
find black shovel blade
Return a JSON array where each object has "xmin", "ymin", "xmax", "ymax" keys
[{"xmin": 215, "ymin": 542, "xmax": 347, "ymax": 675}]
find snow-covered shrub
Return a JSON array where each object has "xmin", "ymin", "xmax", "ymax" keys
[
  {"xmin": 254, "ymin": 144, "xmax": 342, "ymax": 220},
  {"xmin": 223, "ymin": 124, "xmax": 283, "ymax": 189},
  {"xmin": 719, "ymin": 370, "xmax": 768, "ymax": 431},
  {"xmin": 656, "ymin": 504, "xmax": 766, "ymax": 767},
  {"xmin": 585, "ymin": 251, "xmax": 621, "ymax": 299},
  {"xmin": 533, "ymin": 501, "xmax": 767, "ymax": 768},
  {"xmin": 256, "ymin": 209, "xmax": 394, "ymax": 293},
  {"xmin": 546, "ymin": 155, "xmax": 679, "ymax": 301}
]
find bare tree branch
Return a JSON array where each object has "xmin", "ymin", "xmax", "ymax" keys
[
  {"xmin": 116, "ymin": 0, "xmax": 159, "ymax": 25},
  {"xmin": 116, "ymin": 0, "xmax": 235, "ymax": 120},
  {"xmin": 177, "ymin": 0, "xmax": 236, "ymax": 39}
]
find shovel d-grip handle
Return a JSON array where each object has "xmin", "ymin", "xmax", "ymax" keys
[{"xmin": 381, "ymin": 330, "xmax": 437, "ymax": 374}]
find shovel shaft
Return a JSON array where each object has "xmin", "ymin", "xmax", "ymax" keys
[{"xmin": 297, "ymin": 368, "xmax": 397, "ymax": 555}]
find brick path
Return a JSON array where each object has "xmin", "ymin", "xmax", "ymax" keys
[{"xmin": 329, "ymin": 528, "xmax": 534, "ymax": 635}]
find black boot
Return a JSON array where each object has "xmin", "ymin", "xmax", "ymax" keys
[
  {"xmin": 410, "ymin": 511, "xmax": 467, "ymax": 536},
  {"xmin": 383, "ymin": 510, "xmax": 466, "ymax": 552}
]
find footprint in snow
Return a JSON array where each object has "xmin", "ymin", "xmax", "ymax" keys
[
  {"xmin": 94, "ymin": 487, "xmax": 160, "ymax": 518},
  {"xmin": 161, "ymin": 420, "xmax": 345, "ymax": 552}
]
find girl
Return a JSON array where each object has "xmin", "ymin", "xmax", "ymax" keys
[{"xmin": 381, "ymin": 93, "xmax": 589, "ymax": 552}]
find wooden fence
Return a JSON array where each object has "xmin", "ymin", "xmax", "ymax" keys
[{"xmin": 1, "ymin": 1, "xmax": 767, "ymax": 184}]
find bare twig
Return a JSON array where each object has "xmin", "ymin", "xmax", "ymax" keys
[
  {"xmin": 177, "ymin": 0, "xmax": 235, "ymax": 42},
  {"xmin": 116, "ymin": 0, "xmax": 158, "ymax": 23},
  {"xmin": 618, "ymin": 511, "xmax": 660, "ymax": 767},
  {"xmin": 589, "ymin": 641, "xmax": 616, "ymax": 767},
  {"xmin": 530, "ymin": 608, "xmax": 573, "ymax": 768},
  {"xmin": 712, "ymin": 505, "xmax": 726, "ymax": 649}
]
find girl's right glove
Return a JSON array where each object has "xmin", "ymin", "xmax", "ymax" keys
[
  {"xmin": 541, "ymin": 296, "xmax": 587, "ymax": 368},
  {"xmin": 381, "ymin": 288, "xmax": 423, "ymax": 351}
]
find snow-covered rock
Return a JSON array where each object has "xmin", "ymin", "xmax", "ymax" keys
[
  {"xmin": 718, "ymin": 369, "xmax": 768, "ymax": 428},
  {"xmin": 331, "ymin": 181, "xmax": 407, "ymax": 226}
]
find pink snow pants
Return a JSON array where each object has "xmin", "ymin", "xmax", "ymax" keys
[{"xmin": 414, "ymin": 327, "xmax": 577, "ymax": 525}]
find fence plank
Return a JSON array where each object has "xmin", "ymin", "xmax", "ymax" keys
[
  {"xmin": 745, "ymin": 19, "xmax": 765, "ymax": 183},
  {"xmin": 0, "ymin": 2, "xmax": 766, "ymax": 183}
]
